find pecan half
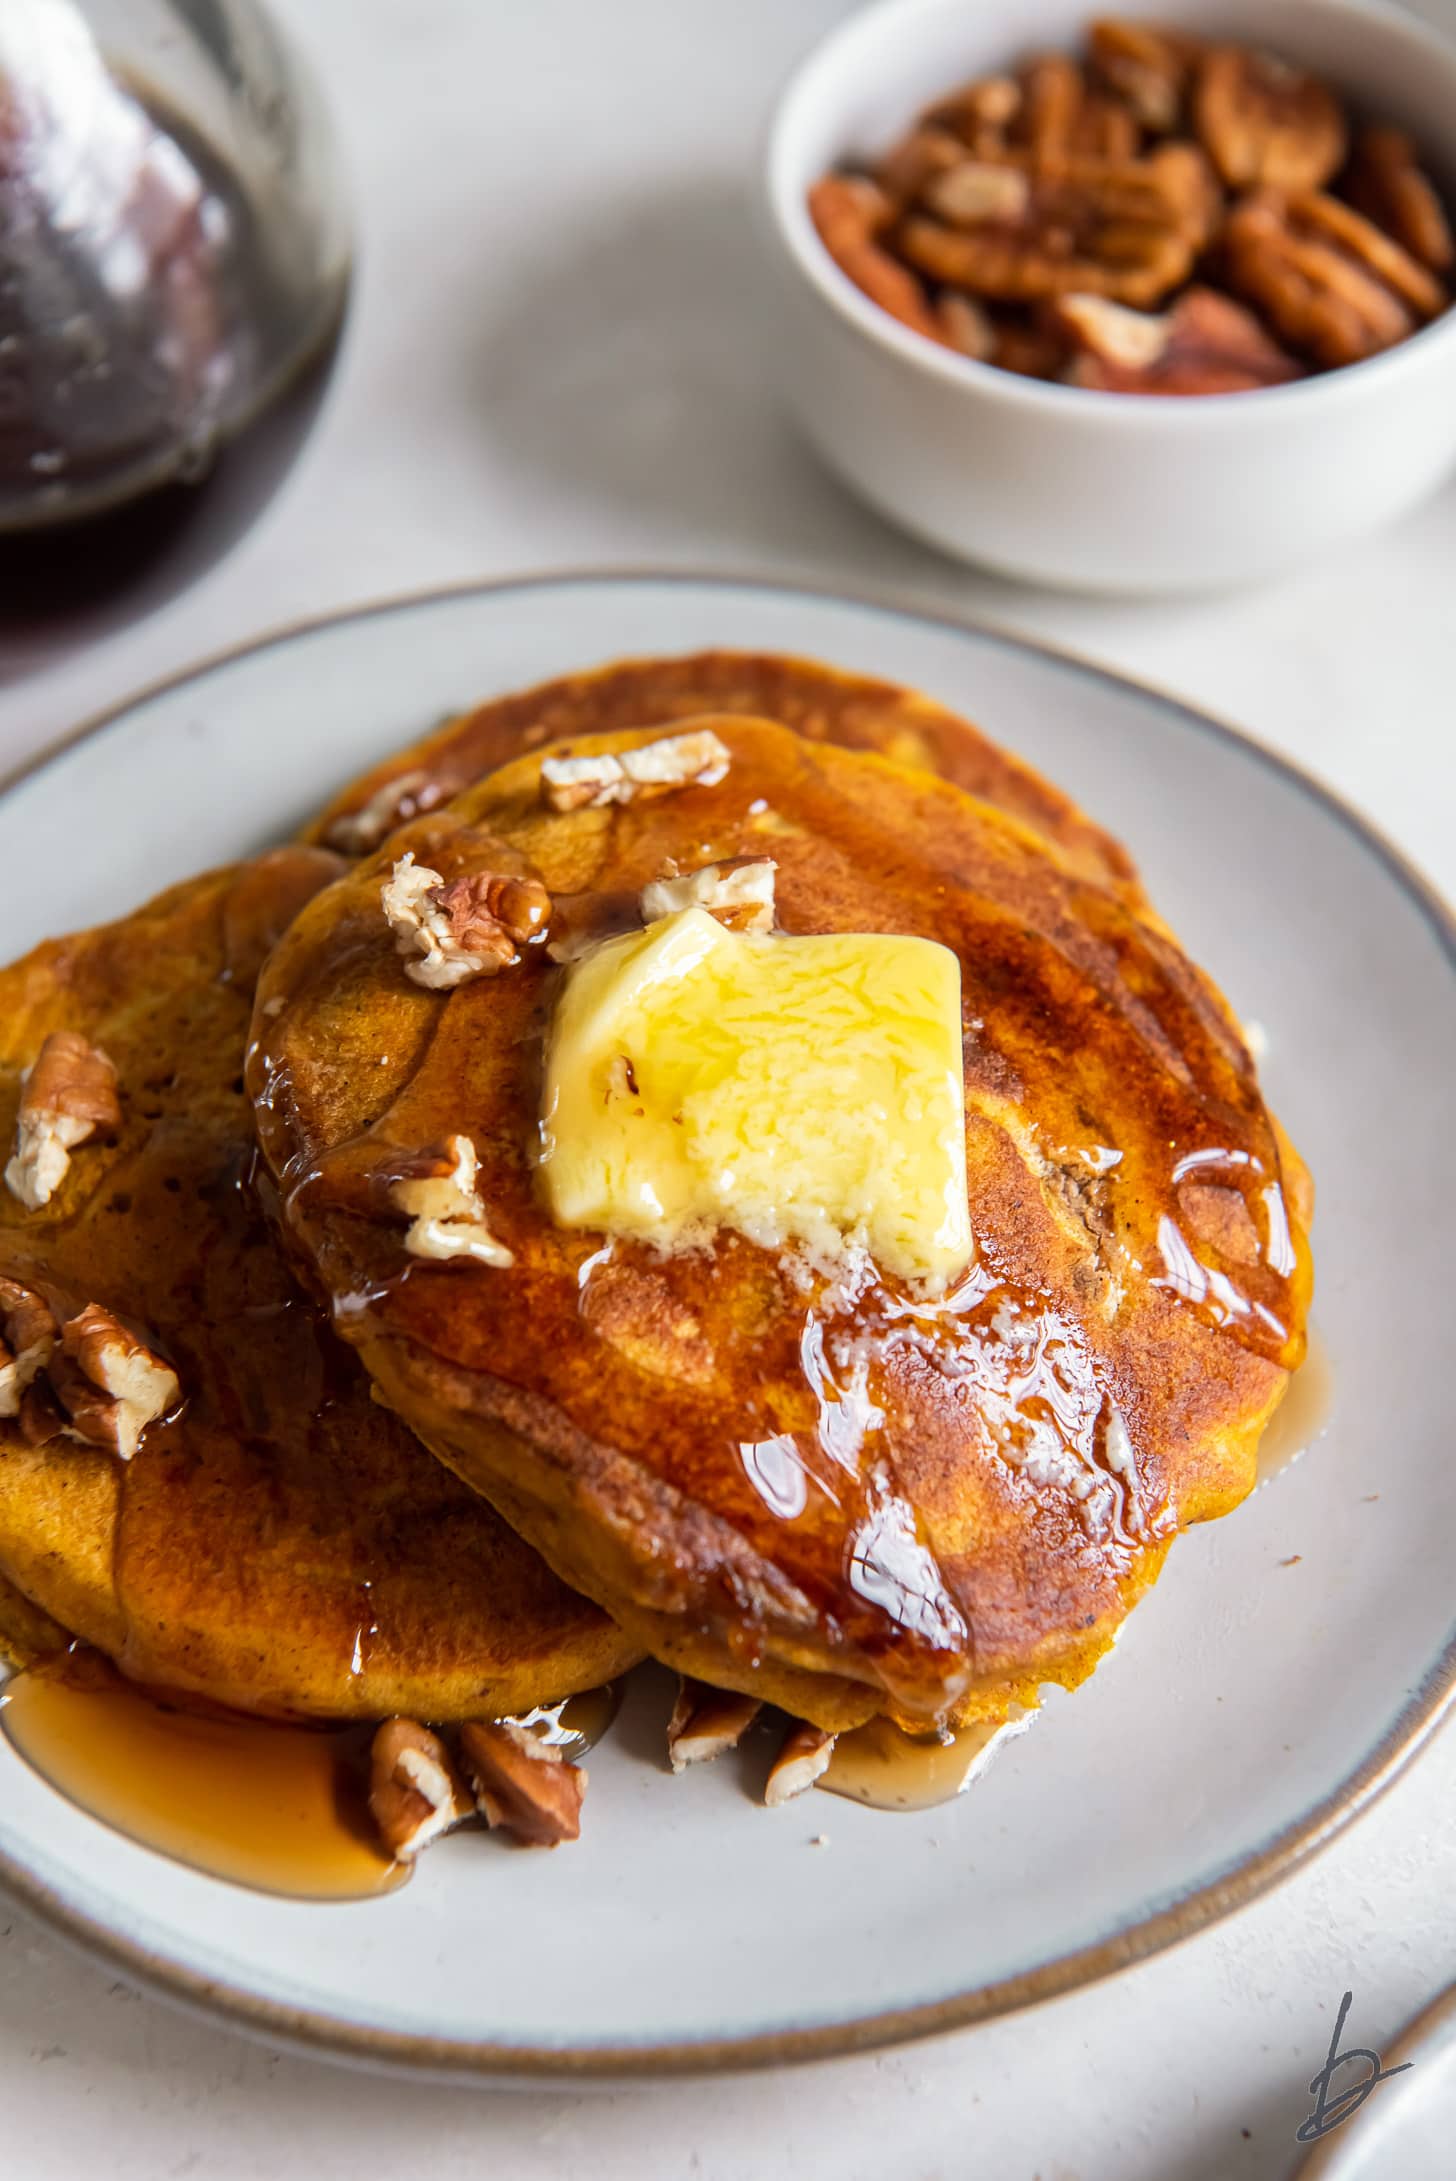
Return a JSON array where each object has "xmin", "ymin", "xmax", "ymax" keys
[
  {"xmin": 898, "ymin": 154, "xmax": 1198, "ymax": 309},
  {"xmin": 1089, "ymin": 19, "xmax": 1200, "ymax": 135},
  {"xmin": 459, "ymin": 1719, "xmax": 586, "ymax": 1846},
  {"xmin": 5, "ymin": 1032, "xmax": 120, "ymax": 1211},
  {"xmin": 1057, "ymin": 285, "xmax": 1303, "ymax": 393},
  {"xmin": 666, "ymin": 1678, "xmax": 762, "ymax": 1772},
  {"xmin": 1225, "ymin": 191, "xmax": 1447, "ymax": 367},
  {"xmin": 807, "ymin": 175, "xmax": 942, "ymax": 341},
  {"xmin": 640, "ymin": 858, "xmax": 776, "ymax": 934},
  {"xmin": 1347, "ymin": 126, "xmax": 1455, "ymax": 275},
  {"xmin": 539, "ymin": 728, "xmax": 732, "ymax": 815},
  {"xmin": 382, "ymin": 852, "xmax": 548, "ymax": 990},
  {"xmin": 369, "ymin": 1718, "xmax": 473, "ymax": 1860},
  {"xmin": 389, "ymin": 1134, "xmax": 513, "ymax": 1267},
  {"xmin": 1193, "ymin": 46, "xmax": 1346, "ymax": 192},
  {"xmin": 764, "ymin": 1721, "xmax": 837, "ymax": 1806}
]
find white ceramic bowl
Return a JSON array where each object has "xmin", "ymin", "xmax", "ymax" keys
[{"xmin": 763, "ymin": 0, "xmax": 1456, "ymax": 593}]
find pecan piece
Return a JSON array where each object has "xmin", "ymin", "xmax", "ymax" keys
[
  {"xmin": 1017, "ymin": 53, "xmax": 1086, "ymax": 169},
  {"xmin": 640, "ymin": 857, "xmax": 776, "ymax": 934},
  {"xmin": 807, "ymin": 174, "xmax": 941, "ymax": 341},
  {"xmin": 923, "ymin": 74, "xmax": 1022, "ymax": 155},
  {"xmin": 389, "ymin": 1134, "xmax": 513, "ymax": 1267},
  {"xmin": 1224, "ymin": 191, "xmax": 1446, "ymax": 367},
  {"xmin": 1057, "ymin": 285, "xmax": 1303, "ymax": 393},
  {"xmin": 382, "ymin": 852, "xmax": 547, "ymax": 990},
  {"xmin": 24, "ymin": 1303, "xmax": 181, "ymax": 1461},
  {"xmin": 936, "ymin": 290, "xmax": 996, "ymax": 360},
  {"xmin": 1089, "ymin": 20, "xmax": 1200, "ymax": 135},
  {"xmin": 324, "ymin": 768, "xmax": 447, "ymax": 856},
  {"xmin": 1193, "ymin": 45, "xmax": 1346, "ymax": 192},
  {"xmin": 0, "ymin": 1277, "xmax": 57, "ymax": 1420},
  {"xmin": 459, "ymin": 1719, "xmax": 586, "ymax": 1846},
  {"xmin": 5, "ymin": 1032, "xmax": 120, "ymax": 1211},
  {"xmin": 540, "ymin": 727, "xmax": 732, "ymax": 814},
  {"xmin": 899, "ymin": 155, "xmax": 1197, "ymax": 308},
  {"xmin": 875, "ymin": 125, "xmax": 967, "ymax": 210},
  {"xmin": 666, "ymin": 1678, "xmax": 762, "ymax": 1771},
  {"xmin": 764, "ymin": 1721, "xmax": 837, "ymax": 1807},
  {"xmin": 1346, "ymin": 127, "xmax": 1454, "ymax": 276},
  {"xmin": 369, "ymin": 1719, "xmax": 473, "ymax": 1860}
]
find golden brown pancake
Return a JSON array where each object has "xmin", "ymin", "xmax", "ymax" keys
[
  {"xmin": 307, "ymin": 649, "xmax": 1143, "ymax": 902},
  {"xmin": 253, "ymin": 720, "xmax": 1313, "ymax": 1735},
  {"xmin": 0, "ymin": 853, "xmax": 639, "ymax": 1720}
]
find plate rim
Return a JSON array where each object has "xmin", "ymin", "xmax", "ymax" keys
[{"xmin": 2, "ymin": 564, "xmax": 1453, "ymax": 2079}]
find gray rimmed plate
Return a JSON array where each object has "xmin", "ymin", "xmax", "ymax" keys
[{"xmin": 0, "ymin": 572, "xmax": 1451, "ymax": 2078}]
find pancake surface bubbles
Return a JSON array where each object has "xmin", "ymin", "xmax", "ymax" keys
[
  {"xmin": 254, "ymin": 717, "xmax": 1313, "ymax": 1734},
  {"xmin": 0, "ymin": 853, "xmax": 637, "ymax": 1719}
]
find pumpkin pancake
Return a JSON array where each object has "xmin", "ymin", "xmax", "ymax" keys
[
  {"xmin": 0, "ymin": 853, "xmax": 639, "ymax": 1720},
  {"xmin": 306, "ymin": 648, "xmax": 1143, "ymax": 903},
  {"xmin": 253, "ymin": 719, "xmax": 1312, "ymax": 1735}
]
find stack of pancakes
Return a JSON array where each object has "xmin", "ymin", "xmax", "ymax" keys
[{"xmin": 0, "ymin": 652, "xmax": 1312, "ymax": 1852}]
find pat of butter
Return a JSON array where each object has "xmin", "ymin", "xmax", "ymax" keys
[{"xmin": 540, "ymin": 907, "xmax": 971, "ymax": 1287}]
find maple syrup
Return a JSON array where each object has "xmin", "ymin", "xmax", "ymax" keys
[
  {"xmin": 1255, "ymin": 1330, "xmax": 1333, "ymax": 1485},
  {"xmin": 0, "ymin": 1654, "xmax": 401, "ymax": 1900},
  {"xmin": 817, "ymin": 1708, "xmax": 1034, "ymax": 1811},
  {"xmin": 511, "ymin": 1681, "xmax": 622, "ymax": 1761}
]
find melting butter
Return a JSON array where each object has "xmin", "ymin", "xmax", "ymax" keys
[{"xmin": 540, "ymin": 907, "xmax": 971, "ymax": 1286}]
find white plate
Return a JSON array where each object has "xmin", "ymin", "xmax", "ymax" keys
[{"xmin": 0, "ymin": 573, "xmax": 1452, "ymax": 2078}]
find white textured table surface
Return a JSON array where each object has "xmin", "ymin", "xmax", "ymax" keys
[{"xmin": 2, "ymin": 3, "xmax": 1453, "ymax": 2175}]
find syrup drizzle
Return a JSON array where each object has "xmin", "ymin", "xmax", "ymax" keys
[
  {"xmin": 0, "ymin": 1650, "xmax": 624, "ymax": 1899},
  {"xmin": 818, "ymin": 1708, "xmax": 1034, "ymax": 1811},
  {"xmin": 0, "ymin": 1653, "xmax": 401, "ymax": 1900},
  {"xmin": 1255, "ymin": 1330, "xmax": 1333, "ymax": 1485}
]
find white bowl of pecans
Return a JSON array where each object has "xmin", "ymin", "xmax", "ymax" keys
[{"xmin": 763, "ymin": 0, "xmax": 1456, "ymax": 591}]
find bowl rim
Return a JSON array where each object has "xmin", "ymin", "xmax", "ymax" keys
[{"xmin": 764, "ymin": 0, "xmax": 1456, "ymax": 422}]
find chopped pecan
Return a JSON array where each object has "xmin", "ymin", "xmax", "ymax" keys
[
  {"xmin": 641, "ymin": 859, "xmax": 776, "ymax": 934},
  {"xmin": 898, "ymin": 155, "xmax": 1197, "ymax": 308},
  {"xmin": 989, "ymin": 310, "xmax": 1070, "ymax": 379},
  {"xmin": 875, "ymin": 125, "xmax": 966, "ymax": 210},
  {"xmin": 764, "ymin": 1721, "xmax": 837, "ymax": 1806},
  {"xmin": 369, "ymin": 1718, "xmax": 473, "ymax": 1860},
  {"xmin": 1089, "ymin": 20, "xmax": 1199, "ymax": 134},
  {"xmin": 1017, "ymin": 53, "xmax": 1086, "ymax": 168},
  {"xmin": 5, "ymin": 1032, "xmax": 120, "ymax": 1211},
  {"xmin": 936, "ymin": 290, "xmax": 996, "ymax": 359},
  {"xmin": 1224, "ymin": 191, "xmax": 1446, "ymax": 367},
  {"xmin": 459, "ymin": 1719, "xmax": 586, "ymax": 1846},
  {"xmin": 389, "ymin": 1134, "xmax": 513, "ymax": 1267},
  {"xmin": 808, "ymin": 174, "xmax": 942, "ymax": 341},
  {"xmin": 0, "ymin": 1277, "xmax": 57, "ymax": 1420},
  {"xmin": 1146, "ymin": 141, "xmax": 1222, "ymax": 250},
  {"xmin": 1057, "ymin": 285, "xmax": 1303, "ymax": 393},
  {"xmin": 382, "ymin": 851, "xmax": 546, "ymax": 990},
  {"xmin": 52, "ymin": 1303, "xmax": 179, "ymax": 1461},
  {"xmin": 324, "ymin": 768, "xmax": 447, "ymax": 856},
  {"xmin": 1074, "ymin": 91, "xmax": 1141, "ymax": 164},
  {"xmin": 1347, "ymin": 127, "xmax": 1454, "ymax": 276},
  {"xmin": 924, "ymin": 158, "xmax": 1031, "ymax": 228},
  {"xmin": 667, "ymin": 1678, "xmax": 762, "ymax": 1771},
  {"xmin": 1193, "ymin": 45, "xmax": 1346, "ymax": 192},
  {"xmin": 924, "ymin": 74, "xmax": 1022, "ymax": 154},
  {"xmin": 540, "ymin": 728, "xmax": 732, "ymax": 814}
]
